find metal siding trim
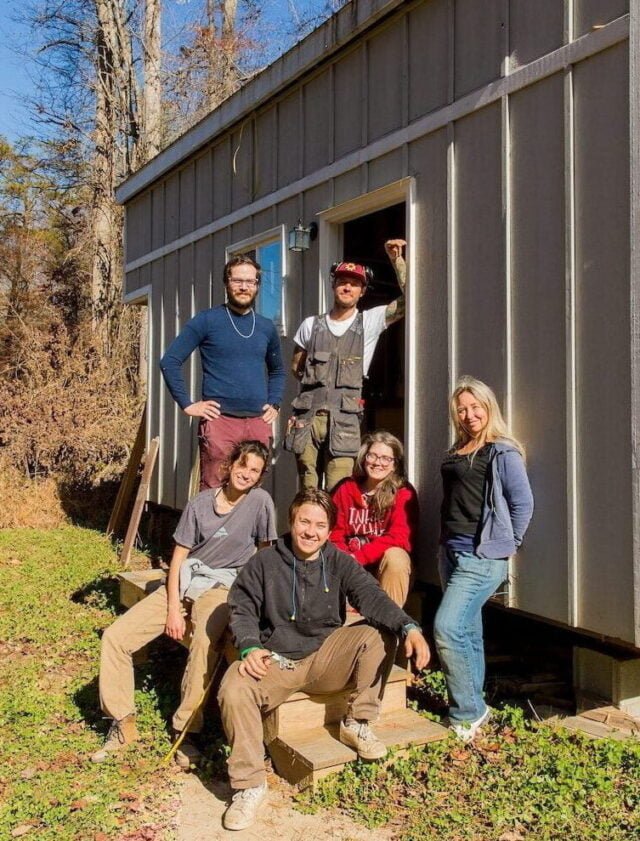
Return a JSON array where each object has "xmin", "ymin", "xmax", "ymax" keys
[
  {"xmin": 405, "ymin": 178, "xmax": 418, "ymax": 482},
  {"xmin": 447, "ymin": 120, "xmax": 456, "ymax": 429},
  {"xmin": 123, "ymin": 16, "xmax": 629, "ymax": 276}
]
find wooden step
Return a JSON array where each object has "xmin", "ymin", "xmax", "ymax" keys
[
  {"xmin": 119, "ymin": 569, "xmax": 166, "ymax": 608},
  {"xmin": 264, "ymin": 664, "xmax": 409, "ymax": 741},
  {"xmin": 267, "ymin": 708, "xmax": 449, "ymax": 789}
]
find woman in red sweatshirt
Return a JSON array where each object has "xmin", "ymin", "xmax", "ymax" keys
[{"xmin": 330, "ymin": 430, "xmax": 418, "ymax": 606}]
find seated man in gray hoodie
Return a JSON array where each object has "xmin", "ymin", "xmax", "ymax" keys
[{"xmin": 218, "ymin": 487, "xmax": 430, "ymax": 831}]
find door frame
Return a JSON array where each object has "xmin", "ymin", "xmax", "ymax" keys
[{"xmin": 315, "ymin": 177, "xmax": 418, "ymax": 481}]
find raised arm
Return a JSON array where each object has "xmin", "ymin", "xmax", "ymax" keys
[{"xmin": 384, "ymin": 238, "xmax": 407, "ymax": 326}]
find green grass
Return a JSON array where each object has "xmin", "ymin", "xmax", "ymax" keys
[
  {"xmin": 298, "ymin": 690, "xmax": 640, "ymax": 840},
  {"xmin": 0, "ymin": 527, "xmax": 181, "ymax": 840}
]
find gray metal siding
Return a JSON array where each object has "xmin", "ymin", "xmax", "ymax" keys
[
  {"xmin": 408, "ymin": 0, "xmax": 450, "ymax": 121},
  {"xmin": 509, "ymin": 73, "xmax": 568, "ymax": 621},
  {"xmin": 367, "ymin": 18, "xmax": 404, "ymax": 142},
  {"xmin": 195, "ymin": 151, "xmax": 213, "ymax": 229},
  {"xmin": 303, "ymin": 71, "xmax": 332, "ymax": 175},
  {"xmin": 509, "ymin": 0, "xmax": 564, "ymax": 67},
  {"xmin": 333, "ymin": 48, "xmax": 363, "ymax": 159},
  {"xmin": 573, "ymin": 43, "xmax": 633, "ymax": 640},
  {"xmin": 454, "ymin": 0, "xmax": 505, "ymax": 98},
  {"xmin": 454, "ymin": 102, "xmax": 506, "ymax": 405},
  {"xmin": 255, "ymin": 108, "xmax": 277, "ymax": 199},
  {"xmin": 277, "ymin": 92, "xmax": 302, "ymax": 188},
  {"xmin": 574, "ymin": 0, "xmax": 629, "ymax": 37},
  {"xmin": 179, "ymin": 162, "xmax": 196, "ymax": 237}
]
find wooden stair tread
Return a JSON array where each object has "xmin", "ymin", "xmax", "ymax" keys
[
  {"xmin": 268, "ymin": 708, "xmax": 448, "ymax": 787},
  {"xmin": 284, "ymin": 663, "xmax": 408, "ymax": 704}
]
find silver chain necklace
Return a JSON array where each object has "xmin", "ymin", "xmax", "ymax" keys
[{"xmin": 225, "ymin": 304, "xmax": 256, "ymax": 338}]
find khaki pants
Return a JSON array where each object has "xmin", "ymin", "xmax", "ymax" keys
[
  {"xmin": 375, "ymin": 548, "xmax": 413, "ymax": 608},
  {"xmin": 217, "ymin": 624, "xmax": 395, "ymax": 789},
  {"xmin": 296, "ymin": 413, "xmax": 355, "ymax": 491},
  {"xmin": 99, "ymin": 585, "xmax": 230, "ymax": 732}
]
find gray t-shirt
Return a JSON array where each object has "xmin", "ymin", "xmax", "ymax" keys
[{"xmin": 173, "ymin": 487, "xmax": 277, "ymax": 570}]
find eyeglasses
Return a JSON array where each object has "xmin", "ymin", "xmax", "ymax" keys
[
  {"xmin": 228, "ymin": 279, "xmax": 260, "ymax": 288},
  {"xmin": 365, "ymin": 452, "xmax": 395, "ymax": 466}
]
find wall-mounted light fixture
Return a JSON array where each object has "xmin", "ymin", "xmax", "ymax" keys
[{"xmin": 288, "ymin": 220, "xmax": 318, "ymax": 252}]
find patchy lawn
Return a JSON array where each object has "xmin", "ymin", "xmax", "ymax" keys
[
  {"xmin": 0, "ymin": 527, "xmax": 181, "ymax": 841},
  {"xmin": 298, "ymin": 686, "xmax": 640, "ymax": 840},
  {"xmin": 2, "ymin": 526, "xmax": 639, "ymax": 841}
]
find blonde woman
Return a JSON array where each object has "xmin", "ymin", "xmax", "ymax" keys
[
  {"xmin": 330, "ymin": 431, "xmax": 418, "ymax": 607},
  {"xmin": 434, "ymin": 376, "xmax": 533, "ymax": 742}
]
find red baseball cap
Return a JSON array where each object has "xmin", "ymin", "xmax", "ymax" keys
[{"xmin": 332, "ymin": 262, "xmax": 369, "ymax": 284}]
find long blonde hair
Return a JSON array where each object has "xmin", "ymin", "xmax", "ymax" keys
[
  {"xmin": 354, "ymin": 430, "xmax": 407, "ymax": 518},
  {"xmin": 449, "ymin": 376, "xmax": 525, "ymax": 458}
]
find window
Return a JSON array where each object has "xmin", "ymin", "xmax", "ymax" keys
[{"xmin": 226, "ymin": 226, "xmax": 287, "ymax": 335}]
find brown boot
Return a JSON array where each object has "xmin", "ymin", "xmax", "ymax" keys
[
  {"xmin": 173, "ymin": 731, "xmax": 203, "ymax": 770},
  {"xmin": 90, "ymin": 714, "xmax": 139, "ymax": 763}
]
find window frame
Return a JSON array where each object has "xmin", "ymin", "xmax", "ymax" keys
[{"xmin": 225, "ymin": 225, "xmax": 288, "ymax": 336}]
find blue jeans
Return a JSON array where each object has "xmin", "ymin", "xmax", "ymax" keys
[{"xmin": 433, "ymin": 549, "xmax": 508, "ymax": 724}]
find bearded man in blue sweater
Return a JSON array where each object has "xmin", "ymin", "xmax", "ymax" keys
[{"xmin": 160, "ymin": 255, "xmax": 286, "ymax": 489}]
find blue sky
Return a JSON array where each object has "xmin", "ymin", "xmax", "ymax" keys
[{"xmin": 0, "ymin": 1, "xmax": 337, "ymax": 145}]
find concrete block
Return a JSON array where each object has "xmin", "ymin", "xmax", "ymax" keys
[{"xmin": 574, "ymin": 647, "xmax": 640, "ymax": 717}]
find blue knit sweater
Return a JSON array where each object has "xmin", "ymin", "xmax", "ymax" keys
[{"xmin": 159, "ymin": 305, "xmax": 286, "ymax": 415}]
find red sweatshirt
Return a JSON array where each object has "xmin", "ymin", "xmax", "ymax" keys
[{"xmin": 330, "ymin": 478, "xmax": 419, "ymax": 566}]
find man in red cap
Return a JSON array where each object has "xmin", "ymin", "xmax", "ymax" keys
[{"xmin": 286, "ymin": 240, "xmax": 407, "ymax": 490}]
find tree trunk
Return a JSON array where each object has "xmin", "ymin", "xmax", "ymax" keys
[{"xmin": 142, "ymin": 0, "xmax": 162, "ymax": 162}]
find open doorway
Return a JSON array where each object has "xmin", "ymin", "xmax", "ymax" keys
[{"xmin": 342, "ymin": 202, "xmax": 406, "ymax": 438}]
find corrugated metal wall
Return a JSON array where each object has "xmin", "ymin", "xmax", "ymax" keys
[{"xmin": 121, "ymin": 0, "xmax": 635, "ymax": 645}]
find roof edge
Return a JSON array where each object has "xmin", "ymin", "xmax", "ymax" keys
[{"xmin": 116, "ymin": 0, "xmax": 405, "ymax": 205}]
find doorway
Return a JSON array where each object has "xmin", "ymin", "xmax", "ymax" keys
[{"xmin": 342, "ymin": 202, "xmax": 406, "ymax": 439}]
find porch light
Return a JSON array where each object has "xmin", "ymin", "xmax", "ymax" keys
[{"xmin": 288, "ymin": 220, "xmax": 318, "ymax": 252}]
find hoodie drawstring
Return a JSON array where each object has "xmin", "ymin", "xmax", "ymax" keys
[{"xmin": 290, "ymin": 550, "xmax": 329, "ymax": 621}]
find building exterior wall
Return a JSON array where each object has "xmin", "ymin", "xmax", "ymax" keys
[{"xmin": 118, "ymin": 0, "xmax": 636, "ymax": 646}]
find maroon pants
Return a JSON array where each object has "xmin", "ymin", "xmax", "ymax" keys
[{"xmin": 198, "ymin": 414, "xmax": 272, "ymax": 490}]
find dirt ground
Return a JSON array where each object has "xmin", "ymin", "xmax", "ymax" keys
[{"xmin": 176, "ymin": 771, "xmax": 395, "ymax": 841}]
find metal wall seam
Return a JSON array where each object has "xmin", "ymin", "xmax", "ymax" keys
[
  {"xmin": 502, "ymin": 0, "xmax": 515, "ymax": 606},
  {"xmin": 564, "ymin": 0, "xmax": 579, "ymax": 628},
  {"xmin": 405, "ymin": 176, "xmax": 418, "ymax": 482},
  {"xmin": 446, "ymin": 0, "xmax": 456, "ymax": 417}
]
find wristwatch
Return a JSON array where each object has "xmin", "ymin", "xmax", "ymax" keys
[{"xmin": 402, "ymin": 622, "xmax": 421, "ymax": 637}]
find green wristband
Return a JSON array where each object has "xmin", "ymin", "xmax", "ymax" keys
[{"xmin": 240, "ymin": 646, "xmax": 263, "ymax": 660}]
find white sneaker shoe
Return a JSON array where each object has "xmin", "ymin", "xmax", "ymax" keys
[
  {"xmin": 339, "ymin": 718, "xmax": 387, "ymax": 760},
  {"xmin": 450, "ymin": 707, "xmax": 492, "ymax": 743},
  {"xmin": 223, "ymin": 782, "xmax": 268, "ymax": 831}
]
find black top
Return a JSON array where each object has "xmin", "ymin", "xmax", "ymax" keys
[{"xmin": 441, "ymin": 444, "xmax": 492, "ymax": 536}]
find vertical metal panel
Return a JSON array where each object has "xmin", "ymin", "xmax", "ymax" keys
[
  {"xmin": 231, "ymin": 122, "xmax": 254, "ymax": 211},
  {"xmin": 164, "ymin": 172, "xmax": 180, "ymax": 244},
  {"xmin": 251, "ymin": 208, "xmax": 275, "ymax": 236},
  {"xmin": 509, "ymin": 0, "xmax": 564, "ymax": 67},
  {"xmin": 194, "ymin": 235, "xmax": 212, "ymax": 312},
  {"xmin": 149, "ymin": 260, "xmax": 164, "ymax": 502},
  {"xmin": 334, "ymin": 167, "xmax": 365, "ymax": 206},
  {"xmin": 176, "ymin": 245, "xmax": 195, "ymax": 509},
  {"xmin": 367, "ymin": 19, "xmax": 404, "ymax": 142},
  {"xmin": 255, "ymin": 108, "xmax": 277, "ymax": 199},
  {"xmin": 303, "ymin": 71, "xmax": 332, "ymax": 174},
  {"xmin": 230, "ymin": 218, "xmax": 252, "ymax": 245},
  {"xmin": 454, "ymin": 0, "xmax": 505, "ymax": 97},
  {"xmin": 510, "ymin": 73, "xmax": 568, "ymax": 622},
  {"xmin": 367, "ymin": 149, "xmax": 404, "ymax": 192},
  {"xmin": 334, "ymin": 47, "xmax": 363, "ymax": 159},
  {"xmin": 408, "ymin": 129, "xmax": 450, "ymax": 584},
  {"xmin": 151, "ymin": 185, "xmax": 164, "ymax": 249},
  {"xmin": 126, "ymin": 193, "xmax": 151, "ymax": 261},
  {"xmin": 179, "ymin": 162, "xmax": 195, "ymax": 236},
  {"xmin": 574, "ymin": 43, "xmax": 633, "ymax": 640},
  {"xmin": 277, "ymin": 92, "xmax": 301, "ymax": 188},
  {"xmin": 195, "ymin": 151, "xmax": 213, "ymax": 229},
  {"xmin": 124, "ymin": 270, "xmax": 138, "ymax": 297},
  {"xmin": 630, "ymin": 0, "xmax": 640, "ymax": 647},
  {"xmin": 161, "ymin": 251, "xmax": 179, "ymax": 509},
  {"xmin": 408, "ymin": 0, "xmax": 450, "ymax": 122},
  {"xmin": 454, "ymin": 103, "xmax": 506, "ymax": 403},
  {"xmin": 212, "ymin": 230, "xmax": 229, "ymax": 306},
  {"xmin": 212, "ymin": 139, "xmax": 231, "ymax": 220},
  {"xmin": 574, "ymin": 0, "xmax": 628, "ymax": 38}
]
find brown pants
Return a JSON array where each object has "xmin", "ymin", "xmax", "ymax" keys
[
  {"xmin": 374, "ymin": 548, "xmax": 413, "ymax": 608},
  {"xmin": 99, "ymin": 585, "xmax": 229, "ymax": 732},
  {"xmin": 199, "ymin": 414, "xmax": 272, "ymax": 490},
  {"xmin": 217, "ymin": 624, "xmax": 395, "ymax": 789},
  {"xmin": 295, "ymin": 413, "xmax": 354, "ymax": 491}
]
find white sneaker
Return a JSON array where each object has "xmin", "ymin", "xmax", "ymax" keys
[
  {"xmin": 339, "ymin": 718, "xmax": 387, "ymax": 760},
  {"xmin": 450, "ymin": 707, "xmax": 492, "ymax": 743},
  {"xmin": 223, "ymin": 782, "xmax": 268, "ymax": 831}
]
